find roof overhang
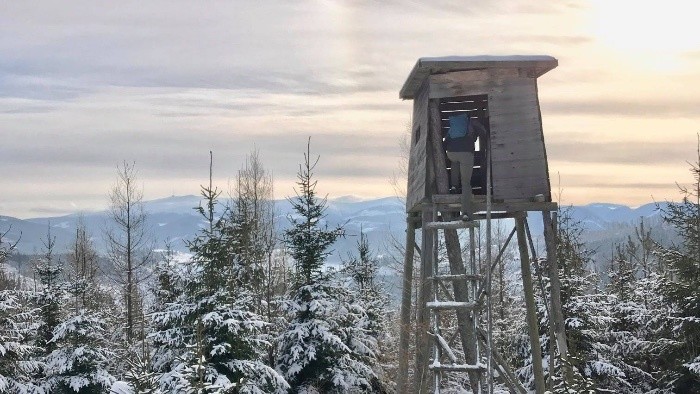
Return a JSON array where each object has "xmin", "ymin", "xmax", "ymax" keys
[{"xmin": 399, "ymin": 55, "xmax": 558, "ymax": 100}]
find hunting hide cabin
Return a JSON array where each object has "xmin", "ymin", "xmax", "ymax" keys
[{"xmin": 400, "ymin": 55, "xmax": 558, "ymax": 213}]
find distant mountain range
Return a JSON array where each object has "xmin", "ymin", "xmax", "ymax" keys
[
  {"xmin": 1, "ymin": 195, "xmax": 675, "ymax": 264},
  {"xmin": 1, "ymin": 195, "xmax": 407, "ymax": 263}
]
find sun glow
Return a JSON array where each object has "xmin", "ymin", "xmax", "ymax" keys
[{"xmin": 588, "ymin": 0, "xmax": 700, "ymax": 70}]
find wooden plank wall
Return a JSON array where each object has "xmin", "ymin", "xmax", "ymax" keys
[
  {"xmin": 406, "ymin": 80, "xmax": 430, "ymax": 212},
  {"xmin": 430, "ymin": 69, "xmax": 551, "ymax": 202}
]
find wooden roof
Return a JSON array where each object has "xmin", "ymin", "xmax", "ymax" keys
[{"xmin": 399, "ymin": 55, "xmax": 558, "ymax": 99}]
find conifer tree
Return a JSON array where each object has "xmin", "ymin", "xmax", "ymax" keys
[
  {"xmin": 654, "ymin": 140, "xmax": 700, "ymax": 391},
  {"xmin": 342, "ymin": 230, "xmax": 389, "ymax": 392},
  {"xmin": 516, "ymin": 210, "xmax": 639, "ymax": 392},
  {"xmin": 276, "ymin": 141, "xmax": 377, "ymax": 393},
  {"xmin": 43, "ymin": 311, "xmax": 116, "ymax": 393},
  {"xmin": 603, "ymin": 245, "xmax": 657, "ymax": 392},
  {"xmin": 39, "ymin": 224, "xmax": 116, "ymax": 393},
  {"xmin": 33, "ymin": 227, "xmax": 63, "ymax": 357},
  {"xmin": 0, "ymin": 230, "xmax": 41, "ymax": 393},
  {"xmin": 150, "ymin": 153, "xmax": 287, "ymax": 393}
]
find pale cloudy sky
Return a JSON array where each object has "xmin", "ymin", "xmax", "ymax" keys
[{"xmin": 2, "ymin": 0, "xmax": 699, "ymax": 218}]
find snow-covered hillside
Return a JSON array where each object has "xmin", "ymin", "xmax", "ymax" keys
[
  {"xmin": 2, "ymin": 197, "xmax": 672, "ymax": 264},
  {"xmin": 2, "ymin": 195, "xmax": 407, "ymax": 262}
]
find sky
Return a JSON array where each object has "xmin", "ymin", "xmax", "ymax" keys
[{"xmin": 2, "ymin": 0, "xmax": 699, "ymax": 218}]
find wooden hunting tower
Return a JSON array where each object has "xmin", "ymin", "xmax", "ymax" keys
[
  {"xmin": 401, "ymin": 55, "xmax": 558, "ymax": 213},
  {"xmin": 396, "ymin": 56, "xmax": 570, "ymax": 394}
]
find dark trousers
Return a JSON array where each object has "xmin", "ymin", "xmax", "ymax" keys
[{"xmin": 446, "ymin": 151, "xmax": 474, "ymax": 216}]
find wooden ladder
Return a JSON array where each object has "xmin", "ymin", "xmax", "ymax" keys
[
  {"xmin": 425, "ymin": 218, "xmax": 485, "ymax": 393},
  {"xmin": 424, "ymin": 217, "xmax": 527, "ymax": 394}
]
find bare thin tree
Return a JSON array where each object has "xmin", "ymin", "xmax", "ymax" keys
[
  {"xmin": 0, "ymin": 227, "xmax": 19, "ymax": 290},
  {"xmin": 66, "ymin": 215, "xmax": 99, "ymax": 310},
  {"xmin": 104, "ymin": 161, "xmax": 153, "ymax": 341},
  {"xmin": 232, "ymin": 149, "xmax": 276, "ymax": 310},
  {"xmin": 231, "ymin": 149, "xmax": 285, "ymax": 366}
]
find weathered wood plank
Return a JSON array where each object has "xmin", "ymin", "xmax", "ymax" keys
[
  {"xmin": 492, "ymin": 158, "xmax": 548, "ymax": 180},
  {"xmin": 489, "ymin": 84, "xmax": 537, "ymax": 103},
  {"xmin": 425, "ymin": 220, "xmax": 480, "ymax": 230},
  {"xmin": 400, "ymin": 56, "xmax": 557, "ymax": 99},
  {"xmin": 491, "ymin": 141, "xmax": 547, "ymax": 163},
  {"xmin": 535, "ymin": 78, "xmax": 554, "ymax": 204},
  {"xmin": 429, "ymin": 71, "xmax": 533, "ymax": 99},
  {"xmin": 494, "ymin": 179, "xmax": 550, "ymax": 201},
  {"xmin": 426, "ymin": 301, "xmax": 477, "ymax": 310},
  {"xmin": 490, "ymin": 134, "xmax": 544, "ymax": 147},
  {"xmin": 490, "ymin": 148, "xmax": 544, "ymax": 165},
  {"xmin": 493, "ymin": 184, "xmax": 549, "ymax": 202},
  {"xmin": 489, "ymin": 112, "xmax": 540, "ymax": 131},
  {"xmin": 494, "ymin": 171, "xmax": 548, "ymax": 183},
  {"xmin": 491, "ymin": 127, "xmax": 542, "ymax": 144},
  {"xmin": 428, "ymin": 273, "xmax": 483, "ymax": 281},
  {"xmin": 407, "ymin": 136, "xmax": 427, "ymax": 211},
  {"xmin": 414, "ymin": 209, "xmax": 434, "ymax": 394},
  {"xmin": 432, "ymin": 195, "xmax": 557, "ymax": 211},
  {"xmin": 407, "ymin": 80, "xmax": 430, "ymax": 212},
  {"xmin": 406, "ymin": 179, "xmax": 425, "ymax": 212},
  {"xmin": 396, "ymin": 220, "xmax": 416, "ymax": 394},
  {"xmin": 430, "ymin": 80, "xmax": 533, "ymax": 100},
  {"xmin": 440, "ymin": 103, "xmax": 488, "ymax": 112},
  {"xmin": 488, "ymin": 95, "xmax": 539, "ymax": 117},
  {"xmin": 431, "ymin": 67, "xmax": 520, "ymax": 84},
  {"xmin": 429, "ymin": 363, "xmax": 486, "ymax": 372}
]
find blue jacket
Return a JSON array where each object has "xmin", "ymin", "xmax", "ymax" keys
[{"xmin": 444, "ymin": 114, "xmax": 487, "ymax": 152}]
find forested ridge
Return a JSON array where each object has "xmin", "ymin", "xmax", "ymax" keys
[{"xmin": 1, "ymin": 142, "xmax": 699, "ymax": 393}]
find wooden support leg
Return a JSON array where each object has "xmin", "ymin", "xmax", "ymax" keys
[
  {"xmin": 542, "ymin": 211, "xmax": 572, "ymax": 385},
  {"xmin": 414, "ymin": 209, "xmax": 434, "ymax": 394},
  {"xmin": 524, "ymin": 218, "xmax": 555, "ymax": 391},
  {"xmin": 398, "ymin": 219, "xmax": 417, "ymax": 394},
  {"xmin": 515, "ymin": 216, "xmax": 546, "ymax": 394}
]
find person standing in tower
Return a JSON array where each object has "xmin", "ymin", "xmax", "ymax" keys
[{"xmin": 443, "ymin": 113, "xmax": 488, "ymax": 221}]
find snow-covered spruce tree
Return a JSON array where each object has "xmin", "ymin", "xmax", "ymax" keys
[
  {"xmin": 515, "ymin": 209, "xmax": 637, "ymax": 392},
  {"xmin": 43, "ymin": 310, "xmax": 116, "ymax": 393},
  {"xmin": 0, "ymin": 290, "xmax": 41, "ymax": 393},
  {"xmin": 0, "ymin": 230, "xmax": 42, "ymax": 393},
  {"xmin": 603, "ymin": 231, "xmax": 663, "ymax": 392},
  {"xmin": 33, "ymin": 227, "xmax": 64, "ymax": 360},
  {"xmin": 150, "ymin": 154, "xmax": 287, "ymax": 393},
  {"xmin": 654, "ymin": 141, "xmax": 700, "ymax": 391},
  {"xmin": 39, "ymin": 223, "xmax": 116, "ymax": 393},
  {"xmin": 341, "ymin": 230, "xmax": 390, "ymax": 393},
  {"xmin": 276, "ymin": 141, "xmax": 377, "ymax": 393}
]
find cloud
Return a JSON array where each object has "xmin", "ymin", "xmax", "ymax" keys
[
  {"xmin": 1, "ymin": 0, "xmax": 698, "ymax": 217},
  {"xmin": 542, "ymin": 98, "xmax": 700, "ymax": 118}
]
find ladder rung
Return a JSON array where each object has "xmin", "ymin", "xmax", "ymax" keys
[
  {"xmin": 428, "ymin": 274, "xmax": 482, "ymax": 281},
  {"xmin": 425, "ymin": 220, "xmax": 479, "ymax": 230},
  {"xmin": 426, "ymin": 301, "xmax": 476, "ymax": 310},
  {"xmin": 429, "ymin": 363, "xmax": 486, "ymax": 372}
]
